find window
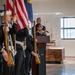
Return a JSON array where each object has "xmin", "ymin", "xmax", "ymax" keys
[{"xmin": 61, "ymin": 17, "xmax": 75, "ymax": 40}]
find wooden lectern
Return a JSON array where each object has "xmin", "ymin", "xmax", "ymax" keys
[{"xmin": 32, "ymin": 36, "xmax": 50, "ymax": 75}]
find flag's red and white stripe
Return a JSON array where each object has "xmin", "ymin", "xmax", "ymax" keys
[{"xmin": 6, "ymin": 0, "xmax": 28, "ymax": 30}]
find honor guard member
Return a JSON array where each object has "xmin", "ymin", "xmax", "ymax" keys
[
  {"xmin": 0, "ymin": 10, "xmax": 18, "ymax": 75},
  {"xmin": 24, "ymin": 22, "xmax": 38, "ymax": 75},
  {"xmin": 15, "ymin": 26, "xmax": 29, "ymax": 75}
]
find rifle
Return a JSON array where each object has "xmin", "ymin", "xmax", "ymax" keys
[
  {"xmin": 12, "ymin": 0, "xmax": 16, "ymax": 54},
  {"xmin": 33, "ymin": 21, "xmax": 40, "ymax": 64},
  {"xmin": 3, "ymin": 4, "xmax": 14, "ymax": 66}
]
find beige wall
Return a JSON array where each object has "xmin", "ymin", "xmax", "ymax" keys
[
  {"xmin": 0, "ymin": 0, "xmax": 5, "ymax": 9},
  {"xmin": 61, "ymin": 40, "xmax": 75, "ymax": 57}
]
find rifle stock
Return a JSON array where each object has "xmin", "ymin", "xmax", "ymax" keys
[
  {"xmin": 33, "ymin": 25, "xmax": 40, "ymax": 64},
  {"xmin": 3, "ymin": 5, "xmax": 14, "ymax": 66},
  {"xmin": 35, "ymin": 55, "xmax": 40, "ymax": 64}
]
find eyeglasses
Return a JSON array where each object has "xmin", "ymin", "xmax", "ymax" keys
[{"xmin": 39, "ymin": 26, "xmax": 42, "ymax": 27}]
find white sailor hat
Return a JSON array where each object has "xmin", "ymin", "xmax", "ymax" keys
[{"xmin": 0, "ymin": 10, "xmax": 12, "ymax": 16}]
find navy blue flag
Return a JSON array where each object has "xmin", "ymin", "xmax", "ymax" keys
[{"xmin": 24, "ymin": 0, "xmax": 33, "ymax": 22}]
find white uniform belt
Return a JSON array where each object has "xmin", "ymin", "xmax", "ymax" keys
[
  {"xmin": 16, "ymin": 41, "xmax": 24, "ymax": 47},
  {"xmin": 16, "ymin": 41, "xmax": 26, "ymax": 50}
]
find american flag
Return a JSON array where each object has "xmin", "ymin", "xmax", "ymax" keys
[{"xmin": 6, "ymin": 0, "xmax": 28, "ymax": 30}]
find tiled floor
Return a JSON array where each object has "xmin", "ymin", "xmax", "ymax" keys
[{"xmin": 46, "ymin": 58, "xmax": 75, "ymax": 75}]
